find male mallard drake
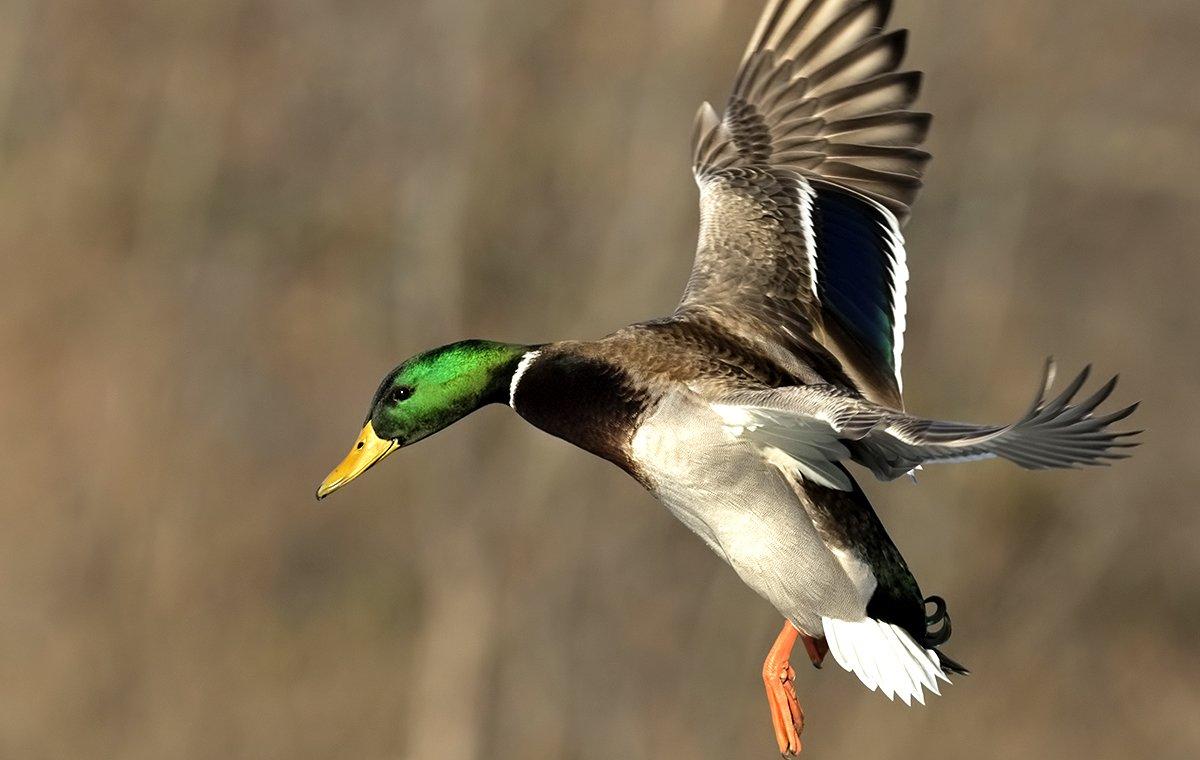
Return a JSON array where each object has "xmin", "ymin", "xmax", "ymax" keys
[{"xmin": 318, "ymin": 1, "xmax": 1140, "ymax": 755}]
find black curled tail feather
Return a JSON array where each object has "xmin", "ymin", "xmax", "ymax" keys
[
  {"xmin": 924, "ymin": 595, "xmax": 970, "ymax": 675},
  {"xmin": 923, "ymin": 595, "xmax": 951, "ymax": 646}
]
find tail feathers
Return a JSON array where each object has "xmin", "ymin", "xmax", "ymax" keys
[
  {"xmin": 923, "ymin": 594, "xmax": 951, "ymax": 646},
  {"xmin": 921, "ymin": 595, "xmax": 969, "ymax": 675},
  {"xmin": 822, "ymin": 616, "xmax": 961, "ymax": 706}
]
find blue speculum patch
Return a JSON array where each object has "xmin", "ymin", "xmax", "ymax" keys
[{"xmin": 811, "ymin": 186, "xmax": 898, "ymax": 377}]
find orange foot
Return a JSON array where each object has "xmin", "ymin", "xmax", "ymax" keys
[{"xmin": 762, "ymin": 620, "xmax": 807, "ymax": 757}]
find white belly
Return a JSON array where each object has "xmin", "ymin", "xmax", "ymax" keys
[{"xmin": 631, "ymin": 391, "xmax": 872, "ymax": 632}]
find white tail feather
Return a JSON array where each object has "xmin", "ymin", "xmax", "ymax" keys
[{"xmin": 822, "ymin": 616, "xmax": 951, "ymax": 705}]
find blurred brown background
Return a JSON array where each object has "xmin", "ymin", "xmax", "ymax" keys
[{"xmin": 2, "ymin": 0, "xmax": 1198, "ymax": 758}]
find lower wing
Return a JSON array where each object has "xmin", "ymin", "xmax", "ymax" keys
[{"xmin": 712, "ymin": 360, "xmax": 1141, "ymax": 487}]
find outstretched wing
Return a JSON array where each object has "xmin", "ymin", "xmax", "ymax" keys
[
  {"xmin": 713, "ymin": 361, "xmax": 1142, "ymax": 487},
  {"xmin": 678, "ymin": 0, "xmax": 929, "ymax": 408},
  {"xmin": 853, "ymin": 363, "xmax": 1142, "ymax": 479}
]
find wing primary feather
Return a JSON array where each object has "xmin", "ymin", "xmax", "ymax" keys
[
  {"xmin": 809, "ymin": 29, "xmax": 908, "ymax": 94},
  {"xmin": 743, "ymin": 0, "xmax": 792, "ymax": 63},
  {"xmin": 816, "ymin": 71, "xmax": 923, "ymax": 118},
  {"xmin": 770, "ymin": 0, "xmax": 832, "ymax": 61},
  {"xmin": 1041, "ymin": 364, "xmax": 1092, "ymax": 415},
  {"xmin": 793, "ymin": 0, "xmax": 894, "ymax": 73},
  {"xmin": 821, "ymin": 110, "xmax": 932, "ymax": 146}
]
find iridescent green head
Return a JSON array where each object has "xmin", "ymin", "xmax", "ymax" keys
[{"xmin": 317, "ymin": 340, "xmax": 529, "ymax": 499}]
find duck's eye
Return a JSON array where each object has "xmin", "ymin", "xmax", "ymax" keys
[{"xmin": 389, "ymin": 386, "xmax": 414, "ymax": 404}]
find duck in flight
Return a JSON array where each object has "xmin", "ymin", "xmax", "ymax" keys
[{"xmin": 317, "ymin": 0, "xmax": 1139, "ymax": 755}]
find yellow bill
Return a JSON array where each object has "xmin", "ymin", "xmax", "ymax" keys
[{"xmin": 316, "ymin": 422, "xmax": 400, "ymax": 499}]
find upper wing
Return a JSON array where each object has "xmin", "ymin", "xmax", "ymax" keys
[
  {"xmin": 713, "ymin": 361, "xmax": 1142, "ymax": 487},
  {"xmin": 679, "ymin": 0, "xmax": 930, "ymax": 408}
]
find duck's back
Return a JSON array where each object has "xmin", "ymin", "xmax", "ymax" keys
[{"xmin": 511, "ymin": 318, "xmax": 853, "ymax": 473}]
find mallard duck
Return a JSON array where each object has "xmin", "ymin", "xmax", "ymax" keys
[{"xmin": 318, "ymin": 0, "xmax": 1140, "ymax": 755}]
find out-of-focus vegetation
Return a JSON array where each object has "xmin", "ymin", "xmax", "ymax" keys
[{"xmin": 2, "ymin": 1, "xmax": 1198, "ymax": 758}]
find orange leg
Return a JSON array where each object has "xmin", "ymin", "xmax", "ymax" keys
[{"xmin": 762, "ymin": 620, "xmax": 805, "ymax": 757}]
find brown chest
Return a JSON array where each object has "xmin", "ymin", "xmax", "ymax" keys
[{"xmin": 510, "ymin": 353, "xmax": 650, "ymax": 476}]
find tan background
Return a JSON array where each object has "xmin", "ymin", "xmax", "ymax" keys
[{"xmin": 3, "ymin": 1, "xmax": 1198, "ymax": 758}]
